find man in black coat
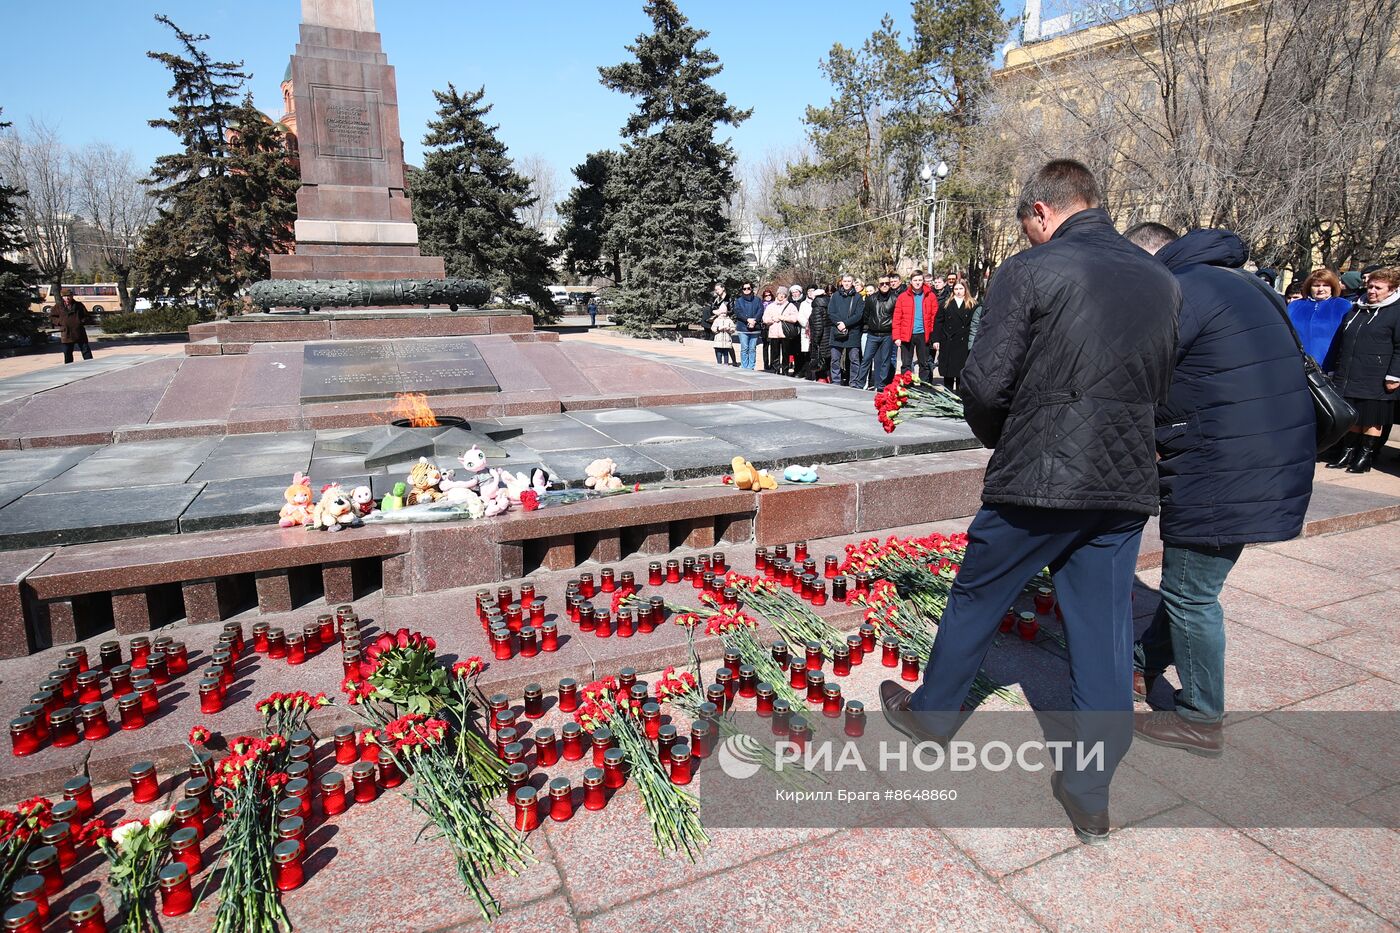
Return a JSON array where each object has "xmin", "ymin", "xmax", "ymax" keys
[
  {"xmin": 1122, "ymin": 223, "xmax": 1313, "ymax": 756},
  {"xmin": 858, "ymin": 276, "xmax": 897, "ymax": 390},
  {"xmin": 826, "ymin": 273, "xmax": 864, "ymax": 385},
  {"xmin": 881, "ymin": 160, "xmax": 1180, "ymax": 845}
]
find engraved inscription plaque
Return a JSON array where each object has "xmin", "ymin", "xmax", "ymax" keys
[
  {"xmin": 311, "ymin": 84, "xmax": 385, "ymax": 161},
  {"xmin": 300, "ymin": 338, "xmax": 500, "ymax": 403}
]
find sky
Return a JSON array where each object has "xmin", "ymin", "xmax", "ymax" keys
[{"xmin": 0, "ymin": 0, "xmax": 1008, "ymax": 195}]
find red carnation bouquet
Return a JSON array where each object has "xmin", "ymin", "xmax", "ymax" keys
[{"xmin": 874, "ymin": 372, "xmax": 964, "ymax": 432}]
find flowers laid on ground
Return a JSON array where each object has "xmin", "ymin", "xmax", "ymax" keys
[
  {"xmin": 576, "ymin": 676, "xmax": 709, "ymax": 860},
  {"xmin": 874, "ymin": 372, "xmax": 964, "ymax": 432},
  {"xmin": 256, "ymin": 691, "xmax": 331, "ymax": 736},
  {"xmin": 340, "ymin": 634, "xmax": 529, "ymax": 919},
  {"xmin": 725, "ymin": 572, "xmax": 845, "ymax": 657},
  {"xmin": 99, "ymin": 810, "xmax": 176, "ymax": 933},
  {"xmin": 845, "ymin": 533, "xmax": 1021, "ymax": 704}
]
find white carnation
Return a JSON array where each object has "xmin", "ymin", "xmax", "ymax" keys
[{"xmin": 146, "ymin": 809, "xmax": 173, "ymax": 832}]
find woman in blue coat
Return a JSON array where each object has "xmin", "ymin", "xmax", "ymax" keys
[{"xmin": 1287, "ymin": 269, "xmax": 1352, "ymax": 363}]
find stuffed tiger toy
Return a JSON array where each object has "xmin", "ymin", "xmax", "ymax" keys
[{"xmin": 404, "ymin": 457, "xmax": 444, "ymax": 506}]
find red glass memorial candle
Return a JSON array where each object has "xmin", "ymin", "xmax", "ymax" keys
[
  {"xmin": 266, "ymin": 628, "xmax": 287, "ymax": 659},
  {"xmin": 789, "ymin": 716, "xmax": 810, "ymax": 752},
  {"xmin": 602, "ymin": 747, "xmax": 627, "ymax": 789},
  {"xmin": 172, "ymin": 799, "xmax": 202, "ymax": 840},
  {"xmin": 170, "ymin": 827, "xmax": 202, "ymax": 875},
  {"xmin": 118, "ymin": 693, "xmax": 145, "ymax": 731},
  {"xmin": 351, "ymin": 761, "xmax": 377, "ymax": 803},
  {"xmin": 832, "ymin": 576, "xmax": 848, "ymax": 601},
  {"xmin": 999, "ymin": 610, "xmax": 1016, "ymax": 633},
  {"xmin": 79, "ymin": 703, "xmax": 110, "ymax": 742},
  {"xmin": 530, "ymin": 602, "xmax": 546, "ymax": 627},
  {"xmin": 901, "ymin": 650, "xmax": 921, "ymax": 682},
  {"xmin": 665, "ymin": 559, "xmax": 681, "ymax": 584},
  {"xmin": 738, "ymin": 664, "xmax": 758, "ymax": 698},
  {"xmin": 129, "ymin": 637, "xmax": 151, "ymax": 670},
  {"xmin": 49, "ymin": 709, "xmax": 78, "ymax": 749},
  {"xmin": 9, "ymin": 718, "xmax": 38, "ymax": 757},
  {"xmin": 788, "ymin": 662, "xmax": 807, "ymax": 691},
  {"xmin": 562, "ymin": 722, "xmax": 585, "ymax": 761},
  {"xmin": 9, "ymin": 877, "xmax": 47, "ymax": 924},
  {"xmin": 198, "ymin": 678, "xmax": 222, "ymax": 714},
  {"xmin": 591, "ymin": 727, "xmax": 614, "ymax": 768},
  {"xmin": 158, "ymin": 862, "xmax": 193, "ymax": 916},
  {"xmin": 18, "ymin": 705, "xmax": 45, "ymax": 742},
  {"xmin": 648, "ymin": 561, "xmax": 664, "ymax": 586},
  {"xmin": 506, "ymin": 605, "xmax": 524, "ymax": 633},
  {"xmin": 641, "ymin": 702, "xmax": 661, "ymax": 740},
  {"xmin": 285, "ymin": 778, "xmax": 312, "ymax": 819},
  {"xmin": 286, "ymin": 633, "xmax": 306, "ymax": 666},
  {"xmin": 66, "ymin": 894, "xmax": 105, "ymax": 933},
  {"xmin": 40, "ymin": 824, "xmax": 76, "ymax": 871},
  {"xmin": 615, "ymin": 609, "xmax": 634, "ymax": 638},
  {"xmin": 669, "ymin": 742, "xmax": 692, "ymax": 785},
  {"xmin": 130, "ymin": 760, "xmax": 159, "ymax": 802},
  {"xmin": 1017, "ymin": 611, "xmax": 1040, "ymax": 641},
  {"xmin": 186, "ymin": 776, "xmax": 215, "ymax": 821},
  {"xmin": 844, "ymin": 700, "xmax": 866, "ymax": 737},
  {"xmin": 25, "ymin": 846, "xmax": 61, "ymax": 896},
  {"xmin": 3, "ymin": 901, "xmax": 41, "ymax": 933},
  {"xmin": 592, "ymin": 609, "xmax": 611, "ymax": 637},
  {"xmin": 519, "ymin": 626, "xmax": 539, "ymax": 657},
  {"xmin": 806, "ymin": 670, "xmax": 825, "ymax": 704},
  {"xmin": 134, "ymin": 679, "xmax": 158, "ymax": 715},
  {"xmin": 1033, "ymin": 586, "xmax": 1055, "ymax": 615},
  {"xmin": 540, "ymin": 619, "xmax": 559, "ymax": 651},
  {"xmin": 547, "ymin": 776, "xmax": 574, "ymax": 822},
  {"xmin": 333, "ymin": 725, "xmax": 358, "ymax": 764},
  {"xmin": 109, "ymin": 664, "xmax": 133, "ymax": 698},
  {"xmin": 535, "ymin": 727, "xmax": 559, "ymax": 767},
  {"xmin": 272, "ymin": 840, "xmax": 304, "ymax": 892},
  {"xmin": 882, "ymin": 636, "xmax": 901, "ymax": 667},
  {"xmin": 320, "ymin": 772, "xmax": 348, "ymax": 816},
  {"xmin": 657, "ymin": 724, "xmax": 678, "ymax": 764},
  {"xmin": 75, "ymin": 671, "xmax": 102, "ymax": 706},
  {"xmin": 491, "ymin": 629, "xmax": 514, "ymax": 661},
  {"xmin": 755, "ymin": 681, "xmax": 775, "ymax": 717},
  {"xmin": 513, "ymin": 785, "xmax": 542, "ymax": 833},
  {"xmin": 822, "ymin": 683, "xmax": 843, "ymax": 717},
  {"xmin": 690, "ymin": 720, "xmax": 712, "ymax": 758},
  {"xmin": 831, "ymin": 644, "xmax": 851, "ymax": 678},
  {"xmin": 252, "ymin": 621, "xmax": 271, "ymax": 653}
]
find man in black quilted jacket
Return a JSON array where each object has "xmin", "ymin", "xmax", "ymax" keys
[{"xmin": 881, "ymin": 160, "xmax": 1180, "ymax": 845}]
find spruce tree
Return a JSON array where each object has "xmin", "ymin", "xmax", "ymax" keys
[
  {"xmin": 557, "ymin": 150, "xmax": 621, "ymax": 282},
  {"xmin": 0, "ymin": 109, "xmax": 41, "ymax": 344},
  {"xmin": 137, "ymin": 15, "xmax": 296, "ymax": 312},
  {"xmin": 599, "ymin": 0, "xmax": 749, "ymax": 332},
  {"xmin": 227, "ymin": 94, "xmax": 299, "ymax": 286},
  {"xmin": 409, "ymin": 84, "xmax": 559, "ymax": 317}
]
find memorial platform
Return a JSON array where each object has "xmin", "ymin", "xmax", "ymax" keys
[{"xmin": 186, "ymin": 308, "xmax": 535, "ymax": 352}]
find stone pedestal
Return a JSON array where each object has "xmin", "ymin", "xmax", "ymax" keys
[{"xmin": 270, "ymin": 0, "xmax": 444, "ymax": 281}]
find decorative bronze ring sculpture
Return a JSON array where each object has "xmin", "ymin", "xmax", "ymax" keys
[{"xmin": 248, "ymin": 277, "xmax": 491, "ymax": 312}]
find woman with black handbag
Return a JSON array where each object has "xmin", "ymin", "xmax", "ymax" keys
[{"xmin": 1327, "ymin": 268, "xmax": 1400, "ymax": 473}]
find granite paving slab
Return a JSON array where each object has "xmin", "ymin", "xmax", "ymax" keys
[
  {"xmin": 0, "ymin": 481, "xmax": 41, "ymax": 511},
  {"xmin": 187, "ymin": 431, "xmax": 317, "ymax": 483},
  {"xmin": 0, "ymin": 386, "xmax": 168, "ymax": 436},
  {"xmin": 620, "ymin": 437, "xmax": 746, "ymax": 480},
  {"xmin": 148, "ymin": 355, "xmax": 245, "ymax": 423},
  {"xmin": 33, "ymin": 436, "xmax": 221, "ymax": 493},
  {"xmin": 650, "ymin": 402, "xmax": 789, "ymax": 427},
  {"xmin": 708, "ymin": 419, "xmax": 895, "ymax": 463},
  {"xmin": 180, "ymin": 472, "xmax": 374, "ymax": 532},
  {"xmin": 0, "ymin": 483, "xmax": 204, "ymax": 549},
  {"xmin": 299, "ymin": 338, "xmax": 499, "ymax": 403},
  {"xmin": 566, "ymin": 408, "xmax": 669, "ymax": 426},
  {"xmin": 739, "ymin": 397, "xmax": 874, "ymax": 422},
  {"xmin": 0, "ymin": 447, "xmax": 100, "ymax": 484},
  {"xmin": 584, "ymin": 416, "xmax": 710, "ymax": 446},
  {"xmin": 822, "ymin": 413, "xmax": 972, "ymax": 454},
  {"xmin": 535, "ymin": 446, "xmax": 667, "ymax": 487},
  {"xmin": 513, "ymin": 424, "xmax": 618, "ymax": 452}
]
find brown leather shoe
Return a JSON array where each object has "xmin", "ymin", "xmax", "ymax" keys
[
  {"xmin": 1133, "ymin": 711, "xmax": 1223, "ymax": 758},
  {"xmin": 1051, "ymin": 770, "xmax": 1110, "ymax": 846},
  {"xmin": 879, "ymin": 681, "xmax": 950, "ymax": 745}
]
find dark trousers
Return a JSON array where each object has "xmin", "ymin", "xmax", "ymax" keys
[
  {"xmin": 764, "ymin": 337, "xmax": 784, "ymax": 372},
  {"xmin": 900, "ymin": 336, "xmax": 933, "ymax": 382},
  {"xmin": 62, "ymin": 338, "xmax": 93, "ymax": 364},
  {"xmin": 713, "ymin": 346, "xmax": 735, "ymax": 365},
  {"xmin": 910, "ymin": 504, "xmax": 1146, "ymax": 813},
  {"xmin": 829, "ymin": 344, "xmax": 862, "ymax": 385},
  {"xmin": 781, "ymin": 335, "xmax": 801, "ymax": 375}
]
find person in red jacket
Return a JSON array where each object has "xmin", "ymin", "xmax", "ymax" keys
[{"xmin": 893, "ymin": 270, "xmax": 937, "ymax": 381}]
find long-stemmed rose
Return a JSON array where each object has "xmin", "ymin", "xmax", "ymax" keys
[{"xmin": 99, "ymin": 810, "xmax": 176, "ymax": 933}]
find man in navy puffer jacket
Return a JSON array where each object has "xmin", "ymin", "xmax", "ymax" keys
[{"xmin": 1124, "ymin": 223, "xmax": 1314, "ymax": 756}]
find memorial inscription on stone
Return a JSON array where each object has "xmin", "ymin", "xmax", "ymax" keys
[
  {"xmin": 300, "ymin": 338, "xmax": 499, "ymax": 403},
  {"xmin": 311, "ymin": 84, "xmax": 385, "ymax": 161}
]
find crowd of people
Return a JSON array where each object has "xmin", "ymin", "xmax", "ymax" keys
[{"xmin": 707, "ymin": 270, "xmax": 984, "ymax": 391}]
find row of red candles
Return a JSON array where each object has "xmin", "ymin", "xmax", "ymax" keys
[
  {"xmin": 4, "ymin": 723, "xmax": 405, "ymax": 929},
  {"xmin": 9, "ymin": 604, "xmax": 367, "ymax": 757}
]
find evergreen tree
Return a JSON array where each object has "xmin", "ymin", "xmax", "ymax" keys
[
  {"xmin": 137, "ymin": 15, "xmax": 296, "ymax": 312},
  {"xmin": 557, "ymin": 150, "xmax": 621, "ymax": 282},
  {"xmin": 227, "ymin": 94, "xmax": 299, "ymax": 285},
  {"xmin": 599, "ymin": 0, "xmax": 749, "ymax": 331},
  {"xmin": 0, "ymin": 109, "xmax": 41, "ymax": 344},
  {"xmin": 409, "ymin": 84, "xmax": 559, "ymax": 317}
]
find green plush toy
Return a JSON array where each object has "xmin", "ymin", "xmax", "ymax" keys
[{"xmin": 380, "ymin": 481, "xmax": 408, "ymax": 511}]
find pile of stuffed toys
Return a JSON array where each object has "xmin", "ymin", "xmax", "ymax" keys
[
  {"xmin": 278, "ymin": 446, "xmax": 571, "ymax": 532},
  {"xmin": 279, "ymin": 448, "xmax": 816, "ymax": 533}
]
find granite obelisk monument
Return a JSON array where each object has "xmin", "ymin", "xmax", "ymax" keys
[{"xmin": 269, "ymin": 0, "xmax": 444, "ymax": 282}]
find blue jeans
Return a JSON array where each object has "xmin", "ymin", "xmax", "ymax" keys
[
  {"xmin": 737, "ymin": 332, "xmax": 761, "ymax": 370},
  {"xmin": 859, "ymin": 335, "xmax": 893, "ymax": 389},
  {"xmin": 1134, "ymin": 543, "xmax": 1242, "ymax": 724},
  {"xmin": 910, "ymin": 504, "xmax": 1146, "ymax": 813}
]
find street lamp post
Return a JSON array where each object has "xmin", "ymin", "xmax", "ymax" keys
[{"xmin": 920, "ymin": 158, "xmax": 949, "ymax": 274}]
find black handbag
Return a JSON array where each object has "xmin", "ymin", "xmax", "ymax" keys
[{"xmin": 1234, "ymin": 270, "xmax": 1357, "ymax": 451}]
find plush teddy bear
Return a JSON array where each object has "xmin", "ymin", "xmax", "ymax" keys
[
  {"xmin": 279, "ymin": 472, "xmax": 314, "ymax": 527},
  {"xmin": 529, "ymin": 467, "xmax": 553, "ymax": 495},
  {"xmin": 311, "ymin": 484, "xmax": 361, "ymax": 532},
  {"xmin": 405, "ymin": 457, "xmax": 445, "ymax": 506},
  {"xmin": 730, "ymin": 456, "xmax": 777, "ymax": 491},
  {"xmin": 584, "ymin": 457, "xmax": 624, "ymax": 491},
  {"xmin": 350, "ymin": 485, "xmax": 377, "ymax": 517}
]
